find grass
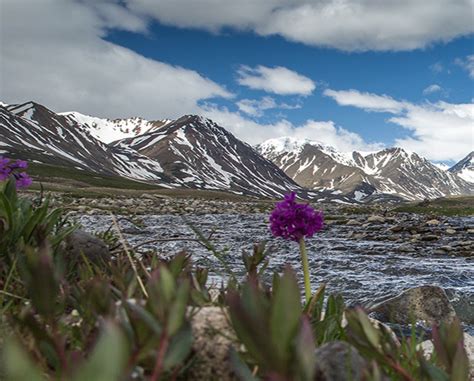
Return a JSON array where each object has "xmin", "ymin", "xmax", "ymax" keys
[{"xmin": 393, "ymin": 195, "xmax": 474, "ymax": 216}]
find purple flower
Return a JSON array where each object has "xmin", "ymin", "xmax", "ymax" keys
[
  {"xmin": 0, "ymin": 157, "xmax": 32, "ymax": 189},
  {"xmin": 269, "ymin": 192, "xmax": 323, "ymax": 242},
  {"xmin": 14, "ymin": 172, "xmax": 33, "ymax": 189}
]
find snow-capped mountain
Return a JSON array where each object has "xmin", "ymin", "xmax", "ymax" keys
[
  {"xmin": 1, "ymin": 102, "xmax": 174, "ymax": 185},
  {"xmin": 257, "ymin": 137, "xmax": 473, "ymax": 201},
  {"xmin": 449, "ymin": 152, "xmax": 474, "ymax": 183},
  {"xmin": 56, "ymin": 111, "xmax": 172, "ymax": 143},
  {"xmin": 2, "ymin": 102, "xmax": 340, "ymax": 199},
  {"xmin": 115, "ymin": 115, "xmax": 311, "ymax": 198}
]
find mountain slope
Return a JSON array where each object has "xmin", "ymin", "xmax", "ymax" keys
[
  {"xmin": 58, "ymin": 111, "xmax": 172, "ymax": 143},
  {"xmin": 1, "ymin": 102, "xmax": 174, "ymax": 185},
  {"xmin": 449, "ymin": 152, "xmax": 474, "ymax": 183},
  {"xmin": 115, "ymin": 115, "xmax": 309, "ymax": 198},
  {"xmin": 257, "ymin": 137, "xmax": 473, "ymax": 200}
]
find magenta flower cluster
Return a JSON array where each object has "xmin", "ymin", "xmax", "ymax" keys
[
  {"xmin": 0, "ymin": 157, "xmax": 32, "ymax": 189},
  {"xmin": 270, "ymin": 192, "xmax": 323, "ymax": 242}
]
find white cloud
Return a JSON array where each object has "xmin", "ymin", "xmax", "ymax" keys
[
  {"xmin": 236, "ymin": 96, "xmax": 301, "ymax": 117},
  {"xmin": 455, "ymin": 55, "xmax": 474, "ymax": 79},
  {"xmin": 423, "ymin": 84, "xmax": 442, "ymax": 95},
  {"xmin": 200, "ymin": 104, "xmax": 383, "ymax": 152},
  {"xmin": 127, "ymin": 0, "xmax": 474, "ymax": 51},
  {"xmin": 325, "ymin": 88, "xmax": 474, "ymax": 161},
  {"xmin": 237, "ymin": 66, "xmax": 315, "ymax": 96},
  {"xmin": 429, "ymin": 62, "xmax": 445, "ymax": 74},
  {"xmin": 323, "ymin": 89, "xmax": 406, "ymax": 113},
  {"xmin": 0, "ymin": 0, "xmax": 232, "ymax": 120}
]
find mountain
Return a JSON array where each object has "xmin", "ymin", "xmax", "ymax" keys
[
  {"xmin": 58, "ymin": 111, "xmax": 172, "ymax": 143},
  {"xmin": 449, "ymin": 152, "xmax": 474, "ymax": 183},
  {"xmin": 114, "ymin": 115, "xmax": 314, "ymax": 198},
  {"xmin": 1, "ymin": 102, "xmax": 174, "ymax": 185},
  {"xmin": 1, "ymin": 102, "xmax": 334, "ymax": 199},
  {"xmin": 257, "ymin": 137, "xmax": 474, "ymax": 201}
]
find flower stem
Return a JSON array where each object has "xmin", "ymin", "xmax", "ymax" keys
[{"xmin": 298, "ymin": 237, "xmax": 311, "ymax": 302}]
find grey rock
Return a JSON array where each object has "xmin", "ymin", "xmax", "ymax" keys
[
  {"xmin": 64, "ymin": 229, "xmax": 110, "ymax": 265},
  {"xmin": 314, "ymin": 341, "xmax": 368, "ymax": 381},
  {"xmin": 367, "ymin": 215, "xmax": 386, "ymax": 224},
  {"xmin": 370, "ymin": 286, "xmax": 456, "ymax": 326}
]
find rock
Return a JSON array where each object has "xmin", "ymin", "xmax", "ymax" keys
[
  {"xmin": 370, "ymin": 286, "xmax": 456, "ymax": 326},
  {"xmin": 467, "ymin": 229, "xmax": 474, "ymax": 234},
  {"xmin": 398, "ymin": 244, "xmax": 415, "ymax": 253},
  {"xmin": 419, "ymin": 333, "xmax": 474, "ymax": 378},
  {"xmin": 367, "ymin": 215, "xmax": 386, "ymax": 224},
  {"xmin": 426, "ymin": 219, "xmax": 441, "ymax": 226},
  {"xmin": 63, "ymin": 230, "xmax": 110, "ymax": 265},
  {"xmin": 346, "ymin": 219, "xmax": 361, "ymax": 226},
  {"xmin": 314, "ymin": 341, "xmax": 369, "ymax": 381},
  {"xmin": 188, "ymin": 307, "xmax": 237, "ymax": 381},
  {"xmin": 421, "ymin": 234, "xmax": 439, "ymax": 241},
  {"xmin": 445, "ymin": 228, "xmax": 457, "ymax": 235}
]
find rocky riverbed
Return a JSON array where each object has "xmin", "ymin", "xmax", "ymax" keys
[{"xmin": 68, "ymin": 195, "xmax": 474, "ymax": 335}]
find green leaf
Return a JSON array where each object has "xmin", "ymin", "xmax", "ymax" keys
[
  {"xmin": 167, "ymin": 280, "xmax": 190, "ymax": 336},
  {"xmin": 3, "ymin": 339, "xmax": 45, "ymax": 381},
  {"xmin": 450, "ymin": 342, "xmax": 469, "ymax": 381},
  {"xmin": 269, "ymin": 268, "xmax": 301, "ymax": 366},
  {"xmin": 71, "ymin": 322, "xmax": 129, "ymax": 381},
  {"xmin": 295, "ymin": 317, "xmax": 316, "ymax": 381},
  {"xmin": 229, "ymin": 348, "xmax": 258, "ymax": 381},
  {"xmin": 163, "ymin": 322, "xmax": 193, "ymax": 370}
]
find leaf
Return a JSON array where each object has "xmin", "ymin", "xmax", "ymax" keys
[
  {"xmin": 71, "ymin": 322, "xmax": 129, "ymax": 381},
  {"xmin": 167, "ymin": 280, "xmax": 190, "ymax": 336},
  {"xmin": 3, "ymin": 339, "xmax": 45, "ymax": 381},
  {"xmin": 450, "ymin": 342, "xmax": 469, "ymax": 381},
  {"xmin": 163, "ymin": 322, "xmax": 193, "ymax": 370},
  {"xmin": 295, "ymin": 317, "xmax": 316, "ymax": 381},
  {"xmin": 229, "ymin": 348, "xmax": 258, "ymax": 381},
  {"xmin": 269, "ymin": 268, "xmax": 302, "ymax": 366}
]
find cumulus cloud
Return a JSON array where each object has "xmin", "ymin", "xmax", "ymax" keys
[
  {"xmin": 325, "ymin": 88, "xmax": 474, "ymax": 161},
  {"xmin": 423, "ymin": 84, "xmax": 442, "ymax": 95},
  {"xmin": 236, "ymin": 96, "xmax": 301, "ymax": 117},
  {"xmin": 237, "ymin": 66, "xmax": 315, "ymax": 96},
  {"xmin": 200, "ymin": 104, "xmax": 383, "ymax": 152},
  {"xmin": 0, "ymin": 0, "xmax": 232, "ymax": 120},
  {"xmin": 126, "ymin": 0, "xmax": 473, "ymax": 51},
  {"xmin": 455, "ymin": 55, "xmax": 474, "ymax": 79}
]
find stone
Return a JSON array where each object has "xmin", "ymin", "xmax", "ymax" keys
[
  {"xmin": 419, "ymin": 333, "xmax": 474, "ymax": 378},
  {"xmin": 421, "ymin": 234, "xmax": 439, "ymax": 241},
  {"xmin": 369, "ymin": 286, "xmax": 456, "ymax": 326},
  {"xmin": 63, "ymin": 229, "xmax": 110, "ymax": 265},
  {"xmin": 346, "ymin": 219, "xmax": 361, "ymax": 226},
  {"xmin": 188, "ymin": 307, "xmax": 237, "ymax": 381},
  {"xmin": 367, "ymin": 215, "xmax": 386, "ymax": 224},
  {"xmin": 426, "ymin": 219, "xmax": 441, "ymax": 226},
  {"xmin": 313, "ymin": 341, "xmax": 369, "ymax": 381},
  {"xmin": 445, "ymin": 228, "xmax": 457, "ymax": 235}
]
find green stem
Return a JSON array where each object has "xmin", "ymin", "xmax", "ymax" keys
[{"xmin": 298, "ymin": 238, "xmax": 311, "ymax": 302}]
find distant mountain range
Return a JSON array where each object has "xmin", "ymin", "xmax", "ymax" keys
[
  {"xmin": 0, "ymin": 101, "xmax": 472, "ymax": 202},
  {"xmin": 257, "ymin": 137, "xmax": 473, "ymax": 201}
]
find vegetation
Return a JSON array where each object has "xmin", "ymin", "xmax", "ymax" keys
[
  {"xmin": 0, "ymin": 173, "xmax": 471, "ymax": 380},
  {"xmin": 393, "ymin": 196, "xmax": 474, "ymax": 217}
]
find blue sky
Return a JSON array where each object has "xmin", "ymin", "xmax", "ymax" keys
[
  {"xmin": 107, "ymin": 25, "xmax": 473, "ymax": 148},
  {"xmin": 1, "ymin": 0, "xmax": 473, "ymax": 162}
]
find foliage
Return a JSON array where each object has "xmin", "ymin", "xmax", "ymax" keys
[{"xmin": 0, "ymin": 182, "xmax": 470, "ymax": 381}]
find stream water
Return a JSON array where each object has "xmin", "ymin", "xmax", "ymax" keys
[{"xmin": 79, "ymin": 213, "xmax": 474, "ymax": 334}]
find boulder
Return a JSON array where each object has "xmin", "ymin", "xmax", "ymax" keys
[
  {"xmin": 367, "ymin": 215, "xmax": 386, "ymax": 224},
  {"xmin": 63, "ymin": 229, "xmax": 110, "ymax": 265},
  {"xmin": 188, "ymin": 306, "xmax": 237, "ymax": 381},
  {"xmin": 314, "ymin": 341, "xmax": 369, "ymax": 381},
  {"xmin": 419, "ymin": 333, "xmax": 474, "ymax": 378},
  {"xmin": 426, "ymin": 219, "xmax": 441, "ymax": 226},
  {"xmin": 369, "ymin": 286, "xmax": 456, "ymax": 326}
]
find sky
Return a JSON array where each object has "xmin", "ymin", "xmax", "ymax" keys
[{"xmin": 1, "ymin": 0, "xmax": 473, "ymax": 163}]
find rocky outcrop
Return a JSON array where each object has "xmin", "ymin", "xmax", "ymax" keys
[{"xmin": 63, "ymin": 229, "xmax": 110, "ymax": 265}]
